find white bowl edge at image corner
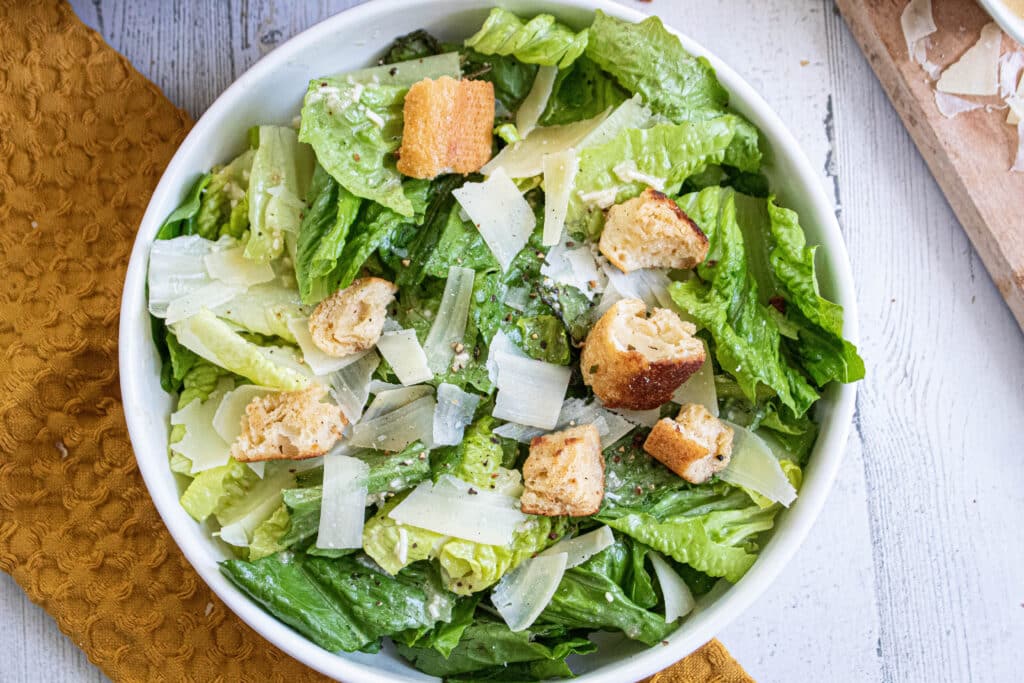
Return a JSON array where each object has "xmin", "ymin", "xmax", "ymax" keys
[
  {"xmin": 117, "ymin": 0, "xmax": 860, "ymax": 681},
  {"xmin": 979, "ymin": 0, "xmax": 1024, "ymax": 47}
]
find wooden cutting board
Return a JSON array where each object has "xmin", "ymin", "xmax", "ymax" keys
[{"xmin": 835, "ymin": 0, "xmax": 1024, "ymax": 331}]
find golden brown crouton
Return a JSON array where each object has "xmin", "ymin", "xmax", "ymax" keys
[
  {"xmin": 231, "ymin": 384, "xmax": 346, "ymax": 462},
  {"xmin": 599, "ymin": 188, "xmax": 709, "ymax": 272},
  {"xmin": 396, "ymin": 76, "xmax": 495, "ymax": 179},
  {"xmin": 644, "ymin": 403, "xmax": 733, "ymax": 484},
  {"xmin": 308, "ymin": 277, "xmax": 397, "ymax": 357},
  {"xmin": 581, "ymin": 298, "xmax": 705, "ymax": 410},
  {"xmin": 521, "ymin": 425, "xmax": 605, "ymax": 517}
]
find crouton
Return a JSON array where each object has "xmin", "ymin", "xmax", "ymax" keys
[
  {"xmin": 644, "ymin": 403, "xmax": 733, "ymax": 484},
  {"xmin": 581, "ymin": 298, "xmax": 705, "ymax": 410},
  {"xmin": 308, "ymin": 277, "xmax": 397, "ymax": 357},
  {"xmin": 396, "ymin": 76, "xmax": 495, "ymax": 179},
  {"xmin": 599, "ymin": 188, "xmax": 709, "ymax": 272},
  {"xmin": 521, "ymin": 425, "xmax": 605, "ymax": 517},
  {"xmin": 231, "ymin": 384, "xmax": 346, "ymax": 462}
]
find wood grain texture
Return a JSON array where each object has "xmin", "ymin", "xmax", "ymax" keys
[
  {"xmin": 836, "ymin": 0, "xmax": 1024, "ymax": 332},
  {"xmin": 2, "ymin": 1, "xmax": 1021, "ymax": 682}
]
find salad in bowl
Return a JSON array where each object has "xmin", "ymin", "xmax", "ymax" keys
[{"xmin": 143, "ymin": 7, "xmax": 863, "ymax": 680}]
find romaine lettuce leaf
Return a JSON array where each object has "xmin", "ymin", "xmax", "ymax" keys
[
  {"xmin": 539, "ymin": 539, "xmax": 676, "ymax": 646},
  {"xmin": 171, "ymin": 308, "xmax": 309, "ymax": 390},
  {"xmin": 539, "ymin": 55, "xmax": 629, "ymax": 126},
  {"xmin": 299, "ymin": 78, "xmax": 411, "ymax": 216},
  {"xmin": 383, "ymin": 29, "xmax": 442, "ymax": 63},
  {"xmin": 180, "ymin": 457, "xmax": 260, "ymax": 522},
  {"xmin": 294, "ymin": 165, "xmax": 364, "ymax": 304},
  {"xmin": 586, "ymin": 11, "xmax": 762, "ymax": 173},
  {"xmin": 156, "ymin": 174, "xmax": 211, "ymax": 240},
  {"xmin": 394, "ymin": 616, "xmax": 596, "ymax": 679},
  {"xmin": 422, "ymin": 203, "xmax": 499, "ymax": 279},
  {"xmin": 511, "ymin": 314, "xmax": 570, "ymax": 365},
  {"xmin": 220, "ymin": 553, "xmax": 458, "ymax": 653},
  {"xmin": 168, "ymin": 354, "xmax": 234, "ymax": 476},
  {"xmin": 245, "ymin": 126, "xmax": 315, "ymax": 262},
  {"xmin": 459, "ymin": 45, "xmax": 538, "ymax": 112},
  {"xmin": 668, "ymin": 188, "xmax": 819, "ymax": 416},
  {"xmin": 567, "ymin": 117, "xmax": 738, "ymax": 237},
  {"xmin": 465, "ymin": 8, "xmax": 588, "ymax": 69},
  {"xmin": 211, "ymin": 282, "xmax": 307, "ymax": 342},
  {"xmin": 248, "ymin": 504, "xmax": 291, "ymax": 560},
  {"xmin": 196, "ymin": 150, "xmax": 254, "ymax": 239}
]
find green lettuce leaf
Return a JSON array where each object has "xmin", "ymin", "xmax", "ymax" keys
[
  {"xmin": 156, "ymin": 174, "xmax": 211, "ymax": 240},
  {"xmin": 389, "ymin": 175, "xmax": 465, "ymax": 287},
  {"xmin": 459, "ymin": 45, "xmax": 538, "ymax": 112},
  {"xmin": 299, "ymin": 79, "xmax": 411, "ymax": 216},
  {"xmin": 294, "ymin": 165, "xmax": 364, "ymax": 304},
  {"xmin": 220, "ymin": 554, "xmax": 458, "ymax": 653},
  {"xmin": 567, "ymin": 117, "xmax": 738, "ymax": 237},
  {"xmin": 245, "ymin": 126, "xmax": 316, "ymax": 262},
  {"xmin": 422, "ymin": 203, "xmax": 499, "ymax": 279},
  {"xmin": 511, "ymin": 314, "xmax": 570, "ymax": 365},
  {"xmin": 249, "ymin": 504, "xmax": 291, "ymax": 560},
  {"xmin": 170, "ymin": 309, "xmax": 310, "ymax": 390},
  {"xmin": 212, "ymin": 282, "xmax": 307, "ymax": 342},
  {"xmin": 539, "ymin": 538, "xmax": 676, "ymax": 646},
  {"xmin": 394, "ymin": 616, "xmax": 596, "ymax": 679},
  {"xmin": 394, "ymin": 594, "xmax": 480, "ymax": 657},
  {"xmin": 167, "ymin": 355, "xmax": 233, "ymax": 476},
  {"xmin": 196, "ymin": 149, "xmax": 254, "ymax": 239},
  {"xmin": 668, "ymin": 187, "xmax": 819, "ymax": 416},
  {"xmin": 383, "ymin": 29, "xmax": 442, "ymax": 63},
  {"xmin": 539, "ymin": 55, "xmax": 629, "ymax": 126},
  {"xmin": 465, "ymin": 8, "xmax": 588, "ymax": 69},
  {"xmin": 180, "ymin": 458, "xmax": 260, "ymax": 522}
]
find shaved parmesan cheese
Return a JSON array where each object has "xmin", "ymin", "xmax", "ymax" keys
[
  {"xmin": 934, "ymin": 91, "xmax": 984, "ymax": 118},
  {"xmin": 482, "ymin": 110, "xmax": 609, "ymax": 178},
  {"xmin": 148, "ymin": 235, "xmax": 218, "ymax": 317},
  {"xmin": 170, "ymin": 378, "xmax": 233, "ymax": 473},
  {"xmin": 213, "ymin": 384, "xmax": 275, "ymax": 444},
  {"xmin": 349, "ymin": 395, "xmax": 436, "ymax": 451},
  {"xmin": 493, "ymin": 398, "xmax": 634, "ymax": 447},
  {"xmin": 388, "ymin": 475, "xmax": 528, "ymax": 546},
  {"xmin": 217, "ymin": 467, "xmax": 295, "ymax": 547},
  {"xmin": 423, "ymin": 266, "xmax": 476, "ymax": 372},
  {"xmin": 1013, "ymin": 121, "xmax": 1024, "ymax": 172},
  {"xmin": 316, "ymin": 454, "xmax": 369, "ymax": 550},
  {"xmin": 613, "ymin": 160, "xmax": 666, "ymax": 192},
  {"xmin": 288, "ymin": 317, "xmax": 368, "ymax": 376},
  {"xmin": 362, "ymin": 385, "xmax": 434, "ymax": 421},
  {"xmin": 600, "ymin": 263, "xmax": 676, "ymax": 311},
  {"xmin": 540, "ymin": 526, "xmax": 615, "ymax": 568},
  {"xmin": 999, "ymin": 51, "xmax": 1024, "ymax": 99},
  {"xmin": 541, "ymin": 240, "xmax": 604, "ymax": 300},
  {"xmin": 577, "ymin": 95, "xmax": 656, "ymax": 149},
  {"xmin": 453, "ymin": 172, "xmax": 534, "ymax": 272},
  {"xmin": 204, "ymin": 246, "xmax": 275, "ymax": 287},
  {"xmin": 505, "ymin": 286, "xmax": 531, "ymax": 311},
  {"xmin": 936, "ymin": 22, "xmax": 1003, "ymax": 96},
  {"xmin": 578, "ymin": 187, "xmax": 622, "ymax": 209},
  {"xmin": 609, "ymin": 406, "xmax": 661, "ymax": 428},
  {"xmin": 487, "ymin": 330, "xmax": 528, "ymax": 384},
  {"xmin": 433, "ymin": 383, "xmax": 481, "ymax": 446},
  {"xmin": 377, "ymin": 329, "xmax": 434, "ymax": 385},
  {"xmin": 900, "ymin": 0, "xmax": 936, "ymax": 60},
  {"xmin": 517, "ymin": 65, "xmax": 558, "ymax": 137},
  {"xmin": 720, "ymin": 421, "xmax": 798, "ymax": 507},
  {"xmin": 329, "ymin": 351, "xmax": 380, "ymax": 423},
  {"xmin": 542, "ymin": 147, "xmax": 579, "ymax": 246},
  {"xmin": 1008, "ymin": 96, "xmax": 1024, "ymax": 125},
  {"xmin": 492, "ymin": 353, "xmax": 571, "ymax": 430},
  {"xmin": 671, "ymin": 342, "xmax": 718, "ymax": 416},
  {"xmin": 165, "ymin": 282, "xmax": 242, "ymax": 325},
  {"xmin": 246, "ymin": 462, "xmax": 265, "ymax": 478},
  {"xmin": 649, "ymin": 552, "xmax": 696, "ymax": 622},
  {"xmin": 492, "ymin": 552, "xmax": 568, "ymax": 631},
  {"xmin": 368, "ymin": 379, "xmax": 401, "ymax": 394}
]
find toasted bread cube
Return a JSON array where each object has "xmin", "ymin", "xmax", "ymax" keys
[
  {"xmin": 521, "ymin": 424, "xmax": 605, "ymax": 517},
  {"xmin": 599, "ymin": 188, "xmax": 709, "ymax": 273},
  {"xmin": 308, "ymin": 277, "xmax": 397, "ymax": 357},
  {"xmin": 396, "ymin": 76, "xmax": 495, "ymax": 179},
  {"xmin": 231, "ymin": 384, "xmax": 346, "ymax": 462},
  {"xmin": 644, "ymin": 403, "xmax": 733, "ymax": 484},
  {"xmin": 581, "ymin": 298, "xmax": 705, "ymax": 410}
]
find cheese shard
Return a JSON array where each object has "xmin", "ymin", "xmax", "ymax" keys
[
  {"xmin": 900, "ymin": 0, "xmax": 936, "ymax": 61},
  {"xmin": 517, "ymin": 66, "xmax": 558, "ymax": 138},
  {"xmin": 936, "ymin": 23, "xmax": 1003, "ymax": 96},
  {"xmin": 453, "ymin": 170, "xmax": 534, "ymax": 272},
  {"xmin": 934, "ymin": 91, "xmax": 984, "ymax": 118},
  {"xmin": 542, "ymin": 147, "xmax": 579, "ymax": 246}
]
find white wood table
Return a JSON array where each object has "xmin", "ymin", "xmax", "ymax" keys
[{"xmin": 4, "ymin": 1, "xmax": 1022, "ymax": 681}]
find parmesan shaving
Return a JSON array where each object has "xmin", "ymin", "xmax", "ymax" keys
[
  {"xmin": 453, "ymin": 171, "xmax": 534, "ymax": 272},
  {"xmin": 517, "ymin": 66, "xmax": 558, "ymax": 138},
  {"xmin": 936, "ymin": 23, "xmax": 1003, "ymax": 96},
  {"xmin": 541, "ymin": 147, "xmax": 579, "ymax": 246},
  {"xmin": 376, "ymin": 329, "xmax": 434, "ymax": 385},
  {"xmin": 481, "ymin": 110, "xmax": 609, "ymax": 179},
  {"xmin": 934, "ymin": 91, "xmax": 984, "ymax": 118},
  {"xmin": 492, "ymin": 352, "xmax": 571, "ymax": 430},
  {"xmin": 492, "ymin": 552, "xmax": 568, "ymax": 632},
  {"xmin": 900, "ymin": 0, "xmax": 936, "ymax": 61},
  {"xmin": 316, "ymin": 454, "xmax": 369, "ymax": 550}
]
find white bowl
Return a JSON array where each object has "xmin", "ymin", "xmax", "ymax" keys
[
  {"xmin": 119, "ymin": 1, "xmax": 859, "ymax": 680},
  {"xmin": 979, "ymin": 0, "xmax": 1024, "ymax": 47}
]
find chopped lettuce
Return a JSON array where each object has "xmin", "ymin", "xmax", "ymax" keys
[
  {"xmin": 394, "ymin": 616, "xmax": 595, "ymax": 679},
  {"xmin": 211, "ymin": 282, "xmax": 307, "ymax": 342},
  {"xmin": 180, "ymin": 458, "xmax": 261, "ymax": 522},
  {"xmin": 171, "ymin": 309, "xmax": 309, "ymax": 390},
  {"xmin": 245, "ymin": 126, "xmax": 315, "ymax": 263},
  {"xmin": 156, "ymin": 174, "xmax": 211, "ymax": 240},
  {"xmin": 669, "ymin": 188, "xmax": 819, "ymax": 416},
  {"xmin": 383, "ymin": 29, "xmax": 442, "ymax": 63},
  {"xmin": 294, "ymin": 165, "xmax": 364, "ymax": 304},
  {"xmin": 220, "ymin": 553, "xmax": 458, "ymax": 653},
  {"xmin": 540, "ymin": 55, "xmax": 629, "ymax": 126},
  {"xmin": 465, "ymin": 8, "xmax": 588, "ymax": 69},
  {"xmin": 196, "ymin": 149, "xmax": 254, "ymax": 239},
  {"xmin": 459, "ymin": 45, "xmax": 538, "ymax": 112},
  {"xmin": 567, "ymin": 117, "xmax": 738, "ymax": 237},
  {"xmin": 249, "ymin": 504, "xmax": 291, "ymax": 560},
  {"xmin": 299, "ymin": 78, "xmax": 410, "ymax": 216},
  {"xmin": 511, "ymin": 314, "xmax": 570, "ymax": 365}
]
